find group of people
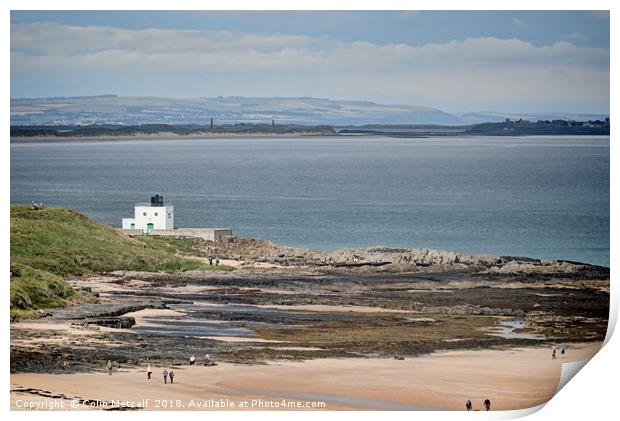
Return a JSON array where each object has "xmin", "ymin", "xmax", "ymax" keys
[
  {"xmin": 189, "ymin": 353, "xmax": 211, "ymax": 365},
  {"xmin": 144, "ymin": 365, "xmax": 175, "ymax": 383},
  {"xmin": 465, "ymin": 399, "xmax": 491, "ymax": 411},
  {"xmin": 552, "ymin": 346, "xmax": 567, "ymax": 360},
  {"xmin": 161, "ymin": 368, "xmax": 175, "ymax": 384},
  {"xmin": 208, "ymin": 257, "xmax": 220, "ymax": 266},
  {"xmin": 106, "ymin": 353, "xmax": 214, "ymax": 385}
]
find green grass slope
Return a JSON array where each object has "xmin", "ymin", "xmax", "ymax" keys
[{"xmin": 10, "ymin": 205, "xmax": 228, "ymax": 318}]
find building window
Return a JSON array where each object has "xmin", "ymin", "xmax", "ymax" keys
[
  {"xmin": 143, "ymin": 212, "xmax": 147, "ymax": 216},
  {"xmin": 154, "ymin": 212, "xmax": 158, "ymax": 216},
  {"xmin": 168, "ymin": 212, "xmax": 172, "ymax": 218}
]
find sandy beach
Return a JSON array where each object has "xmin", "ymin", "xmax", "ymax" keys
[
  {"xmin": 11, "ymin": 342, "xmax": 601, "ymax": 411},
  {"xmin": 9, "ymin": 227, "xmax": 609, "ymax": 412}
]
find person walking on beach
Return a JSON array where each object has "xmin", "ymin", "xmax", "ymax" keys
[
  {"xmin": 147, "ymin": 364, "xmax": 152, "ymax": 379},
  {"xmin": 189, "ymin": 355, "xmax": 196, "ymax": 365},
  {"xmin": 561, "ymin": 347, "xmax": 566, "ymax": 359},
  {"xmin": 162, "ymin": 368, "xmax": 168, "ymax": 384},
  {"xmin": 465, "ymin": 400, "xmax": 473, "ymax": 411},
  {"xmin": 483, "ymin": 399, "xmax": 491, "ymax": 411},
  {"xmin": 169, "ymin": 370, "xmax": 175, "ymax": 384},
  {"xmin": 552, "ymin": 347, "xmax": 557, "ymax": 360},
  {"xmin": 107, "ymin": 360, "xmax": 113, "ymax": 375},
  {"xmin": 205, "ymin": 353, "xmax": 210, "ymax": 364}
]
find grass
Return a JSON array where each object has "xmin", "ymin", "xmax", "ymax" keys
[
  {"xmin": 143, "ymin": 235, "xmax": 211, "ymax": 255},
  {"xmin": 9, "ymin": 264, "xmax": 92, "ymax": 319},
  {"xmin": 10, "ymin": 205, "xmax": 232, "ymax": 318}
]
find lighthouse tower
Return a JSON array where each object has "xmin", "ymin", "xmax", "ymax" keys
[{"xmin": 122, "ymin": 194, "xmax": 174, "ymax": 234}]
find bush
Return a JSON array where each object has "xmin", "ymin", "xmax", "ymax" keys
[{"xmin": 10, "ymin": 288, "xmax": 32, "ymax": 310}]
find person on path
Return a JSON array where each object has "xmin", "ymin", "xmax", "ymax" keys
[
  {"xmin": 169, "ymin": 370, "xmax": 175, "ymax": 384},
  {"xmin": 466, "ymin": 400, "xmax": 473, "ymax": 411},
  {"xmin": 107, "ymin": 360, "xmax": 113, "ymax": 375},
  {"xmin": 162, "ymin": 368, "xmax": 168, "ymax": 384},
  {"xmin": 483, "ymin": 399, "xmax": 491, "ymax": 411},
  {"xmin": 147, "ymin": 364, "xmax": 152, "ymax": 379}
]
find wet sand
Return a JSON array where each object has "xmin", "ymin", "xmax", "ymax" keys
[
  {"xmin": 255, "ymin": 303, "xmax": 414, "ymax": 314},
  {"xmin": 10, "ymin": 342, "xmax": 601, "ymax": 411}
]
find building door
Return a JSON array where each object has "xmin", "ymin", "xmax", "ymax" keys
[
  {"xmin": 146, "ymin": 223, "xmax": 154, "ymax": 234},
  {"xmin": 130, "ymin": 223, "xmax": 135, "ymax": 229}
]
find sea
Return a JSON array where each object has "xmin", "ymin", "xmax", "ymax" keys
[{"xmin": 10, "ymin": 136, "xmax": 610, "ymax": 267}]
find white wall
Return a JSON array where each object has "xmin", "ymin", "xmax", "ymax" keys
[
  {"xmin": 121, "ymin": 218, "xmax": 136, "ymax": 229},
  {"xmin": 133, "ymin": 205, "xmax": 174, "ymax": 231}
]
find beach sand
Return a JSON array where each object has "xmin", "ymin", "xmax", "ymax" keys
[
  {"xmin": 10, "ymin": 342, "xmax": 601, "ymax": 411},
  {"xmin": 10, "ymin": 133, "xmax": 343, "ymax": 144}
]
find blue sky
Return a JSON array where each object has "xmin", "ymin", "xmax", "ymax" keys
[{"xmin": 10, "ymin": 11, "xmax": 610, "ymax": 113}]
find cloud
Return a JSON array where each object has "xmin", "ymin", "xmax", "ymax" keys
[
  {"xmin": 10, "ymin": 22, "xmax": 610, "ymax": 112},
  {"xmin": 511, "ymin": 17, "xmax": 527, "ymax": 26},
  {"xmin": 10, "ymin": 22, "xmax": 316, "ymax": 55},
  {"xmin": 11, "ymin": 23, "xmax": 608, "ymax": 71}
]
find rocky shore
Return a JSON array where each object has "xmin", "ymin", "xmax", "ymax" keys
[
  {"xmin": 182, "ymin": 236, "xmax": 608, "ymax": 276},
  {"xmin": 10, "ymin": 237, "xmax": 609, "ymax": 376}
]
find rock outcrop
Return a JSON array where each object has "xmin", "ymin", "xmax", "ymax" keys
[{"xmin": 195, "ymin": 236, "xmax": 603, "ymax": 275}]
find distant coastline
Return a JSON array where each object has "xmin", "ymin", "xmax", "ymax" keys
[
  {"xmin": 10, "ymin": 132, "xmax": 343, "ymax": 144},
  {"xmin": 10, "ymin": 120, "xmax": 611, "ymax": 143}
]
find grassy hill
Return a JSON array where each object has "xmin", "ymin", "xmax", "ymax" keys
[{"xmin": 10, "ymin": 205, "xmax": 228, "ymax": 318}]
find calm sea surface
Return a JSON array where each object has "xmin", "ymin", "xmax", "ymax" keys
[{"xmin": 10, "ymin": 136, "xmax": 610, "ymax": 266}]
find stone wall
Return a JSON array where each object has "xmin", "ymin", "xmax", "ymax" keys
[
  {"xmin": 151, "ymin": 228, "xmax": 233, "ymax": 241},
  {"xmin": 118, "ymin": 228, "xmax": 232, "ymax": 241}
]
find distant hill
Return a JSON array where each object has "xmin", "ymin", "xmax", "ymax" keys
[
  {"xmin": 10, "ymin": 95, "xmax": 609, "ymax": 126},
  {"xmin": 9, "ymin": 95, "xmax": 461, "ymax": 126}
]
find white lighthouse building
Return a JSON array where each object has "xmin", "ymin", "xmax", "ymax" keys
[{"xmin": 122, "ymin": 194, "xmax": 174, "ymax": 234}]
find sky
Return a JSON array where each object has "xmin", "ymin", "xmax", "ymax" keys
[{"xmin": 10, "ymin": 11, "xmax": 610, "ymax": 113}]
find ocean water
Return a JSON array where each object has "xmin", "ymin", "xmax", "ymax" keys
[{"xmin": 10, "ymin": 136, "xmax": 610, "ymax": 266}]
